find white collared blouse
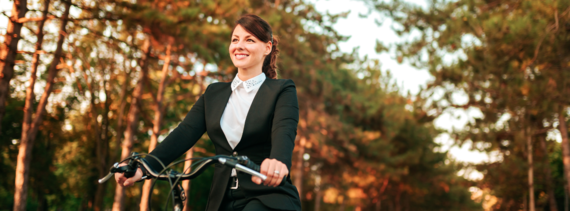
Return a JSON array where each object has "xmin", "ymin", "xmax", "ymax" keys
[{"xmin": 220, "ymin": 72, "xmax": 267, "ymax": 150}]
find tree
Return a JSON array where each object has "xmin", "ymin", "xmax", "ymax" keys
[
  {"xmin": 366, "ymin": 0, "xmax": 570, "ymax": 209},
  {"xmin": 0, "ymin": 0, "xmax": 28, "ymax": 134},
  {"xmin": 0, "ymin": 0, "xmax": 483, "ymax": 209},
  {"xmin": 112, "ymin": 37, "xmax": 151, "ymax": 211},
  {"xmin": 13, "ymin": 1, "xmax": 70, "ymax": 210}
]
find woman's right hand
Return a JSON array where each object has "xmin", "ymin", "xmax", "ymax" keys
[{"xmin": 114, "ymin": 163, "xmax": 143, "ymax": 187}]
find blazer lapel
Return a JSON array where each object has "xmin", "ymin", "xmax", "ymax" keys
[
  {"xmin": 234, "ymin": 79, "xmax": 269, "ymax": 151},
  {"xmin": 210, "ymin": 82, "xmax": 234, "ymax": 152}
]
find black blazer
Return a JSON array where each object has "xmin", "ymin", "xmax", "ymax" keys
[{"xmin": 147, "ymin": 78, "xmax": 301, "ymax": 211}]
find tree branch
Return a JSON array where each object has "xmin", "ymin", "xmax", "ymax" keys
[{"xmin": 16, "ymin": 15, "xmax": 56, "ymax": 23}]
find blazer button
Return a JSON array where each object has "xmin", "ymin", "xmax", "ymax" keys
[{"xmin": 233, "ymin": 151, "xmax": 238, "ymax": 156}]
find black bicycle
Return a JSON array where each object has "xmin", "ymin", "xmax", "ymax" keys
[{"xmin": 98, "ymin": 152, "xmax": 272, "ymax": 211}]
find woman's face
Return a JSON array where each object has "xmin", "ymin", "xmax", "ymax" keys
[{"xmin": 229, "ymin": 25, "xmax": 272, "ymax": 72}]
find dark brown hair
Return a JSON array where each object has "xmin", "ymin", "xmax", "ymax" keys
[{"xmin": 232, "ymin": 14, "xmax": 279, "ymax": 79}]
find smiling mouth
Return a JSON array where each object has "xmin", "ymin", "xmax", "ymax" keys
[{"xmin": 235, "ymin": 54, "xmax": 249, "ymax": 59}]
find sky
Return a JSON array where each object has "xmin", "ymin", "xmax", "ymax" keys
[{"xmin": 0, "ymin": 0, "xmax": 501, "ymax": 179}]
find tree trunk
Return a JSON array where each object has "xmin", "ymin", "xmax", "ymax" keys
[
  {"xmin": 112, "ymin": 38, "xmax": 151, "ymax": 211},
  {"xmin": 13, "ymin": 2, "xmax": 70, "ymax": 210},
  {"xmin": 36, "ymin": 191, "xmax": 46, "ymax": 211},
  {"xmin": 18, "ymin": 0, "xmax": 49, "ymax": 205},
  {"xmin": 338, "ymin": 194, "xmax": 345, "ymax": 211},
  {"xmin": 524, "ymin": 193, "xmax": 528, "ymax": 211},
  {"xmin": 89, "ymin": 79, "xmax": 103, "ymax": 211},
  {"xmin": 94, "ymin": 71, "xmax": 112, "ymax": 211},
  {"xmin": 527, "ymin": 127, "xmax": 535, "ymax": 211},
  {"xmin": 107, "ymin": 65, "xmax": 130, "ymax": 211},
  {"xmin": 110, "ymin": 65, "xmax": 132, "ymax": 164},
  {"xmin": 23, "ymin": 0, "xmax": 50, "ymax": 134},
  {"xmin": 182, "ymin": 148, "xmax": 194, "ymax": 211},
  {"xmin": 294, "ymin": 136, "xmax": 305, "ymax": 197},
  {"xmin": 140, "ymin": 44, "xmax": 171, "ymax": 211},
  {"xmin": 395, "ymin": 187, "xmax": 401, "ymax": 211},
  {"xmin": 0, "ymin": 0, "xmax": 28, "ymax": 134},
  {"xmin": 375, "ymin": 178, "xmax": 389, "ymax": 211},
  {"xmin": 559, "ymin": 109, "xmax": 570, "ymax": 202},
  {"xmin": 540, "ymin": 136, "xmax": 559, "ymax": 211},
  {"xmin": 314, "ymin": 173, "xmax": 322, "ymax": 211},
  {"xmin": 565, "ymin": 186, "xmax": 569, "ymax": 211}
]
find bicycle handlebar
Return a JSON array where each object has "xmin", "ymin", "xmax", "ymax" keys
[
  {"xmin": 98, "ymin": 153, "xmax": 278, "ymax": 184},
  {"xmin": 97, "ymin": 152, "xmax": 287, "ymax": 211}
]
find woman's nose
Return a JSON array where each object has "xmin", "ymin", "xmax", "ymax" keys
[{"xmin": 236, "ymin": 40, "xmax": 245, "ymax": 49}]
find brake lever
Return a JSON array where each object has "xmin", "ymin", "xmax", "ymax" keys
[
  {"xmin": 97, "ymin": 153, "xmax": 147, "ymax": 184},
  {"xmin": 98, "ymin": 162, "xmax": 120, "ymax": 183}
]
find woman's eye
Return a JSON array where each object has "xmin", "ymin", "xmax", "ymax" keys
[
  {"xmin": 232, "ymin": 38, "xmax": 238, "ymax": 42},
  {"xmin": 247, "ymin": 39, "xmax": 254, "ymax": 42}
]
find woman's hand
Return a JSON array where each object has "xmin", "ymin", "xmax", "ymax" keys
[
  {"xmin": 114, "ymin": 163, "xmax": 143, "ymax": 187},
  {"xmin": 252, "ymin": 158, "xmax": 288, "ymax": 187}
]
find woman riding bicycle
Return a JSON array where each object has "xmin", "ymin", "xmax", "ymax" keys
[{"xmin": 115, "ymin": 14, "xmax": 302, "ymax": 211}]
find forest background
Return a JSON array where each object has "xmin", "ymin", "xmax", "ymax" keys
[{"xmin": 1, "ymin": 0, "xmax": 570, "ymax": 210}]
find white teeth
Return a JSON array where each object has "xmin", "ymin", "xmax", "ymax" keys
[{"xmin": 236, "ymin": 54, "xmax": 248, "ymax": 59}]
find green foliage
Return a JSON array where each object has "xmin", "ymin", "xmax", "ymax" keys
[
  {"xmin": 370, "ymin": 0, "xmax": 570, "ymax": 209},
  {"xmin": 1, "ymin": 0, "xmax": 481, "ymax": 210},
  {"xmin": 0, "ymin": 98, "xmax": 23, "ymax": 210}
]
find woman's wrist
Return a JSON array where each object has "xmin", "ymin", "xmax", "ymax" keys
[{"xmin": 138, "ymin": 166, "xmax": 148, "ymax": 180}]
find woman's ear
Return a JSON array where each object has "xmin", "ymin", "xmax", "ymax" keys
[{"xmin": 265, "ymin": 41, "xmax": 272, "ymax": 55}]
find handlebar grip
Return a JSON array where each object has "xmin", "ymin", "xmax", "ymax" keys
[
  {"xmin": 221, "ymin": 156, "xmax": 287, "ymax": 186},
  {"xmin": 241, "ymin": 159, "xmax": 260, "ymax": 172},
  {"xmin": 123, "ymin": 157, "xmax": 138, "ymax": 178},
  {"xmin": 240, "ymin": 159, "xmax": 287, "ymax": 186}
]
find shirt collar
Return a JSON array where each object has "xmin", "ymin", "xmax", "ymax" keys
[{"xmin": 231, "ymin": 73, "xmax": 266, "ymax": 92}]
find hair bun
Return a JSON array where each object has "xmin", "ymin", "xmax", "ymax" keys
[{"xmin": 265, "ymin": 36, "xmax": 279, "ymax": 79}]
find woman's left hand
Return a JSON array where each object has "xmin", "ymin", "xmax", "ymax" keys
[{"xmin": 252, "ymin": 158, "xmax": 288, "ymax": 187}]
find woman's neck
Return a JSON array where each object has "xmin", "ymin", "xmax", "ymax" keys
[{"xmin": 237, "ymin": 67, "xmax": 263, "ymax": 81}]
